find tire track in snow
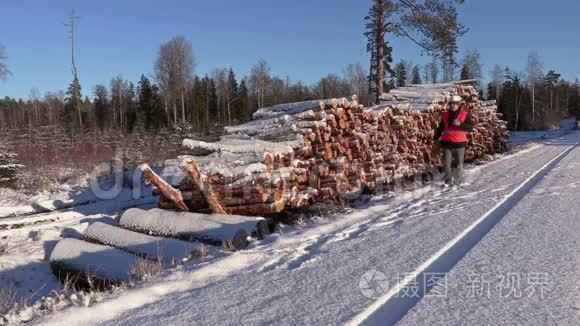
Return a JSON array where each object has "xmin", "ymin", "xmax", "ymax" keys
[{"xmin": 348, "ymin": 141, "xmax": 578, "ymax": 326}]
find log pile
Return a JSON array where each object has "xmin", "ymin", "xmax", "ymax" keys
[
  {"xmin": 49, "ymin": 208, "xmax": 268, "ymax": 286},
  {"xmin": 151, "ymin": 80, "xmax": 508, "ymax": 216}
]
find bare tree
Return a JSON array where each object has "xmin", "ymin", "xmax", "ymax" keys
[
  {"xmin": 461, "ymin": 49, "xmax": 483, "ymax": 81},
  {"xmin": 422, "ymin": 64, "xmax": 430, "ymax": 83},
  {"xmin": 249, "ymin": 59, "xmax": 271, "ymax": 109},
  {"xmin": 269, "ymin": 77, "xmax": 286, "ymax": 106},
  {"xmin": 110, "ymin": 76, "xmax": 126, "ymax": 128},
  {"xmin": 490, "ymin": 64, "xmax": 504, "ymax": 103},
  {"xmin": 442, "ymin": 59, "xmax": 456, "ymax": 83},
  {"xmin": 315, "ymin": 74, "xmax": 351, "ymax": 99},
  {"xmin": 429, "ymin": 58, "xmax": 439, "ymax": 83},
  {"xmin": 405, "ymin": 61, "xmax": 415, "ymax": 85},
  {"xmin": 154, "ymin": 36, "xmax": 196, "ymax": 124},
  {"xmin": 343, "ymin": 63, "xmax": 369, "ymax": 105},
  {"xmin": 29, "ymin": 88, "xmax": 41, "ymax": 122},
  {"xmin": 0, "ymin": 45, "xmax": 11, "ymax": 81},
  {"xmin": 525, "ymin": 51, "xmax": 543, "ymax": 125},
  {"xmin": 211, "ymin": 69, "xmax": 227, "ymax": 123}
]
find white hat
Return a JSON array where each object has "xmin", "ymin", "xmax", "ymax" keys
[{"xmin": 449, "ymin": 95, "xmax": 463, "ymax": 103}]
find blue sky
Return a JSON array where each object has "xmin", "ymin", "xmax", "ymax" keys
[{"xmin": 1, "ymin": 0, "xmax": 579, "ymax": 99}]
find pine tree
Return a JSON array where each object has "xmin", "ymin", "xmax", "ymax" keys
[
  {"xmin": 486, "ymin": 82, "xmax": 496, "ymax": 101},
  {"xmin": 0, "ymin": 132, "xmax": 23, "ymax": 188},
  {"xmin": 226, "ymin": 68, "xmax": 239, "ymax": 126},
  {"xmin": 364, "ymin": 0, "xmax": 395, "ymax": 102},
  {"xmin": 65, "ymin": 76, "xmax": 83, "ymax": 128},
  {"xmin": 460, "ymin": 64, "xmax": 470, "ymax": 80},
  {"xmin": 411, "ymin": 65, "xmax": 422, "ymax": 84},
  {"xmin": 206, "ymin": 76, "xmax": 219, "ymax": 124},
  {"xmin": 94, "ymin": 84, "xmax": 109, "ymax": 131},
  {"xmin": 138, "ymin": 75, "xmax": 164, "ymax": 130},
  {"xmin": 238, "ymin": 79, "xmax": 250, "ymax": 121},
  {"xmin": 125, "ymin": 82, "xmax": 137, "ymax": 131},
  {"xmin": 125, "ymin": 119, "xmax": 146, "ymax": 168},
  {"xmin": 394, "ymin": 61, "xmax": 407, "ymax": 87},
  {"xmin": 543, "ymin": 70, "xmax": 561, "ymax": 112},
  {"xmin": 192, "ymin": 75, "xmax": 207, "ymax": 133}
]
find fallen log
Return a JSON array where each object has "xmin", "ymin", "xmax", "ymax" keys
[
  {"xmin": 119, "ymin": 208, "xmax": 255, "ymax": 250},
  {"xmin": 84, "ymin": 222, "xmax": 206, "ymax": 263},
  {"xmin": 50, "ymin": 238, "xmax": 138, "ymax": 286}
]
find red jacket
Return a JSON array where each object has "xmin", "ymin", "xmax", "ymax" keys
[
  {"xmin": 433, "ymin": 108, "xmax": 474, "ymax": 146},
  {"xmin": 441, "ymin": 110, "xmax": 469, "ymax": 143}
]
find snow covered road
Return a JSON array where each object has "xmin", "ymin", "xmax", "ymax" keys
[
  {"xmin": 399, "ymin": 135, "xmax": 580, "ymax": 325},
  {"xmin": 30, "ymin": 130, "xmax": 580, "ymax": 326}
]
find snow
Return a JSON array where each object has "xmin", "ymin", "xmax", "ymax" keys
[
  {"xmin": 2, "ymin": 128, "xmax": 579, "ymax": 325},
  {"xmin": 0, "ymin": 185, "xmax": 157, "ymax": 313},
  {"xmin": 21, "ymin": 131, "xmax": 576, "ymax": 325},
  {"xmin": 399, "ymin": 137, "xmax": 580, "ymax": 325},
  {"xmin": 0, "ymin": 186, "xmax": 154, "ymax": 219},
  {"xmin": 508, "ymin": 118, "xmax": 577, "ymax": 146}
]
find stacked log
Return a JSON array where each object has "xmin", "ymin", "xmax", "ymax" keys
[{"xmin": 152, "ymin": 80, "xmax": 508, "ymax": 216}]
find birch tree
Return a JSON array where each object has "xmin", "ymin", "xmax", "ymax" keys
[
  {"xmin": 461, "ymin": 49, "xmax": 482, "ymax": 81},
  {"xmin": 110, "ymin": 76, "xmax": 126, "ymax": 128},
  {"xmin": 525, "ymin": 51, "xmax": 543, "ymax": 125},
  {"xmin": 490, "ymin": 64, "xmax": 504, "ymax": 103},
  {"xmin": 249, "ymin": 59, "xmax": 271, "ymax": 109},
  {"xmin": 211, "ymin": 69, "xmax": 227, "ymax": 124},
  {"xmin": 154, "ymin": 36, "xmax": 195, "ymax": 124},
  {"xmin": 428, "ymin": 58, "xmax": 440, "ymax": 83},
  {"xmin": 343, "ymin": 63, "xmax": 369, "ymax": 105}
]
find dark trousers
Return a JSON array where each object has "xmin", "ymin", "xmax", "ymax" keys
[{"xmin": 442, "ymin": 147, "xmax": 465, "ymax": 185}]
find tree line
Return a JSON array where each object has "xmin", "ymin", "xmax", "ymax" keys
[
  {"xmin": 1, "ymin": 1, "xmax": 579, "ymax": 190},
  {"xmin": 486, "ymin": 51, "xmax": 580, "ymax": 130}
]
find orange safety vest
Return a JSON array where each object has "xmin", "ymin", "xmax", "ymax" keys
[{"xmin": 441, "ymin": 110, "xmax": 469, "ymax": 143}]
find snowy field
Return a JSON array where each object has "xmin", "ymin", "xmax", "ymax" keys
[{"xmin": 1, "ymin": 126, "xmax": 579, "ymax": 325}]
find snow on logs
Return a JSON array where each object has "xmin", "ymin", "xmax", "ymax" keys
[
  {"xmin": 84, "ymin": 222, "xmax": 206, "ymax": 263},
  {"xmin": 153, "ymin": 80, "xmax": 508, "ymax": 216},
  {"xmin": 49, "ymin": 238, "xmax": 139, "ymax": 285},
  {"xmin": 119, "ymin": 208, "xmax": 269, "ymax": 250}
]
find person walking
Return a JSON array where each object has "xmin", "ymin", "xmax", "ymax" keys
[{"xmin": 433, "ymin": 95, "xmax": 474, "ymax": 187}]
